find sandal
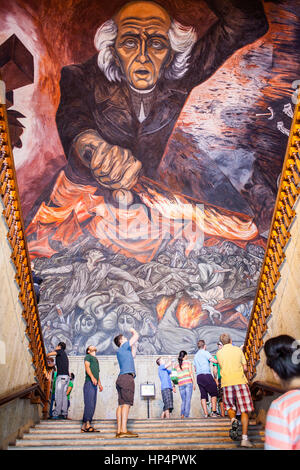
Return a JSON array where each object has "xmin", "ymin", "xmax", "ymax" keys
[
  {"xmin": 87, "ymin": 426, "xmax": 100, "ymax": 432},
  {"xmin": 81, "ymin": 426, "xmax": 96, "ymax": 432}
]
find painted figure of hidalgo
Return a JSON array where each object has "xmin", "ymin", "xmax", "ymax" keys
[
  {"xmin": 28, "ymin": 0, "xmax": 269, "ymax": 261},
  {"xmin": 56, "ymin": 0, "xmax": 268, "ymax": 193}
]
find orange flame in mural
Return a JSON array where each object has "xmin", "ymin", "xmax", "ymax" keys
[
  {"xmin": 157, "ymin": 295, "xmax": 204, "ymax": 329},
  {"xmin": 175, "ymin": 298, "xmax": 204, "ymax": 329}
]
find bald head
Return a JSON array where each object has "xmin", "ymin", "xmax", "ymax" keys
[{"xmin": 115, "ymin": 1, "xmax": 171, "ymax": 28}]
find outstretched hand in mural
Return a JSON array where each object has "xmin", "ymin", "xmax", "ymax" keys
[{"xmin": 73, "ymin": 130, "xmax": 142, "ymax": 191}]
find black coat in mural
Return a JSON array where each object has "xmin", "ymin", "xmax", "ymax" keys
[{"xmin": 56, "ymin": 0, "xmax": 268, "ymax": 211}]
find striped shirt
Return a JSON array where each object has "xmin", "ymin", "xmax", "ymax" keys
[
  {"xmin": 265, "ymin": 389, "xmax": 300, "ymax": 450},
  {"xmin": 175, "ymin": 361, "xmax": 193, "ymax": 387}
]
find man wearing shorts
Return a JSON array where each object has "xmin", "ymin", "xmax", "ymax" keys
[
  {"xmin": 193, "ymin": 340, "xmax": 218, "ymax": 418},
  {"xmin": 114, "ymin": 328, "xmax": 139, "ymax": 438},
  {"xmin": 217, "ymin": 333, "xmax": 254, "ymax": 448}
]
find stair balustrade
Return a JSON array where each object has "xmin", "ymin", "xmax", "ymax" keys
[
  {"xmin": 244, "ymin": 93, "xmax": 300, "ymax": 382},
  {"xmin": 0, "ymin": 76, "xmax": 51, "ymax": 417}
]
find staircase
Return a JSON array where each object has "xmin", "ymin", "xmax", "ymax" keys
[{"xmin": 8, "ymin": 417, "xmax": 264, "ymax": 450}]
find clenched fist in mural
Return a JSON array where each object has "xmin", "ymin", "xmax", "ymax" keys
[{"xmin": 72, "ymin": 130, "xmax": 142, "ymax": 191}]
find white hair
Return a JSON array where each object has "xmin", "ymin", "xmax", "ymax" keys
[{"xmin": 94, "ymin": 18, "xmax": 197, "ymax": 83}]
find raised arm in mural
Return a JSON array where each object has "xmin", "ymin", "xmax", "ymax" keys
[{"xmin": 56, "ymin": 0, "xmax": 268, "ymax": 191}]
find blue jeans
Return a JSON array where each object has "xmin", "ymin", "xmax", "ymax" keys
[
  {"xmin": 82, "ymin": 380, "xmax": 98, "ymax": 424},
  {"xmin": 179, "ymin": 383, "xmax": 193, "ymax": 417}
]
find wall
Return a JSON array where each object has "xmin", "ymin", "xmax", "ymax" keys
[
  {"xmin": 0, "ymin": 196, "xmax": 42, "ymax": 449},
  {"xmin": 1, "ymin": 1, "xmax": 300, "ymax": 360},
  {"xmin": 0, "ymin": 197, "xmax": 36, "ymax": 396}
]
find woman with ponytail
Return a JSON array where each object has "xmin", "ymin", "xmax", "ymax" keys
[
  {"xmin": 175, "ymin": 351, "xmax": 196, "ymax": 418},
  {"xmin": 264, "ymin": 334, "xmax": 300, "ymax": 450}
]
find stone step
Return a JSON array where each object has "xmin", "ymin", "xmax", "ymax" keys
[
  {"xmin": 34, "ymin": 418, "xmax": 258, "ymax": 428},
  {"xmin": 10, "ymin": 442, "xmax": 264, "ymax": 450},
  {"xmin": 22, "ymin": 430, "xmax": 264, "ymax": 439},
  {"xmin": 12, "ymin": 438, "xmax": 264, "ymax": 450},
  {"xmin": 8, "ymin": 418, "xmax": 264, "ymax": 451},
  {"xmin": 40, "ymin": 417, "xmax": 257, "ymax": 423},
  {"xmin": 24, "ymin": 426, "xmax": 263, "ymax": 438},
  {"xmin": 32, "ymin": 421, "xmax": 261, "ymax": 429}
]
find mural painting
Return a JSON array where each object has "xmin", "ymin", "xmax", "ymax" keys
[{"xmin": 1, "ymin": 0, "xmax": 300, "ymax": 355}]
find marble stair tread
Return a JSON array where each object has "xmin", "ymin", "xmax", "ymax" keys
[
  {"xmin": 8, "ymin": 418, "xmax": 265, "ymax": 450},
  {"xmin": 10, "ymin": 443, "xmax": 264, "ymax": 450}
]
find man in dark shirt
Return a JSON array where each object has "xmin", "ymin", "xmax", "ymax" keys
[{"xmin": 47, "ymin": 342, "xmax": 70, "ymax": 419}]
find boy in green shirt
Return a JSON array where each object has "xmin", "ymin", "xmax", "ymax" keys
[
  {"xmin": 66, "ymin": 373, "xmax": 75, "ymax": 418},
  {"xmin": 213, "ymin": 342, "xmax": 225, "ymax": 417}
]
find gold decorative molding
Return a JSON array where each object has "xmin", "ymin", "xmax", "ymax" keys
[
  {"xmin": 0, "ymin": 77, "xmax": 51, "ymax": 415},
  {"xmin": 244, "ymin": 95, "xmax": 300, "ymax": 382}
]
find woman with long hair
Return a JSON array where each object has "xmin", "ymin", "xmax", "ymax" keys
[
  {"xmin": 264, "ymin": 334, "xmax": 300, "ymax": 450},
  {"xmin": 175, "ymin": 350, "xmax": 196, "ymax": 418}
]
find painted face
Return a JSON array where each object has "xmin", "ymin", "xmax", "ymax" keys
[
  {"xmin": 114, "ymin": 2, "xmax": 173, "ymax": 90},
  {"xmin": 75, "ymin": 314, "xmax": 96, "ymax": 335},
  {"xmin": 118, "ymin": 313, "xmax": 135, "ymax": 333}
]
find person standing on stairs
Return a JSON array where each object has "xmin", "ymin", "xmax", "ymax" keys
[
  {"xmin": 213, "ymin": 342, "xmax": 225, "ymax": 417},
  {"xmin": 66, "ymin": 372, "xmax": 75, "ymax": 419},
  {"xmin": 216, "ymin": 333, "xmax": 254, "ymax": 448},
  {"xmin": 47, "ymin": 342, "xmax": 70, "ymax": 419},
  {"xmin": 81, "ymin": 345, "xmax": 103, "ymax": 432},
  {"xmin": 193, "ymin": 340, "xmax": 219, "ymax": 418},
  {"xmin": 175, "ymin": 351, "xmax": 196, "ymax": 419},
  {"xmin": 114, "ymin": 328, "xmax": 139, "ymax": 438},
  {"xmin": 156, "ymin": 356, "xmax": 176, "ymax": 419}
]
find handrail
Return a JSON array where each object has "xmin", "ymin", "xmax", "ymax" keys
[
  {"xmin": 0, "ymin": 383, "xmax": 46, "ymax": 408},
  {"xmin": 0, "ymin": 75, "xmax": 51, "ymax": 416},
  {"xmin": 244, "ymin": 92, "xmax": 300, "ymax": 382},
  {"xmin": 250, "ymin": 381, "xmax": 286, "ymax": 397}
]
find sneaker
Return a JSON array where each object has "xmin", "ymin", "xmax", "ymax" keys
[
  {"xmin": 240, "ymin": 439, "xmax": 254, "ymax": 448},
  {"xmin": 229, "ymin": 418, "xmax": 240, "ymax": 440},
  {"xmin": 210, "ymin": 412, "xmax": 218, "ymax": 417}
]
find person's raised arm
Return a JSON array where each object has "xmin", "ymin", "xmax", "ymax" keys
[
  {"xmin": 129, "ymin": 328, "xmax": 139, "ymax": 358},
  {"xmin": 47, "ymin": 350, "xmax": 57, "ymax": 358}
]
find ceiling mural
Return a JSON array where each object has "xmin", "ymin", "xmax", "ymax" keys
[{"xmin": 1, "ymin": 0, "xmax": 299, "ymax": 355}]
